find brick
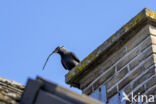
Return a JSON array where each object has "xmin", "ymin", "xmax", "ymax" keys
[
  {"xmin": 140, "ymin": 36, "xmax": 152, "ymax": 52},
  {"xmin": 145, "ymin": 85, "xmax": 156, "ymax": 96},
  {"xmin": 82, "ymin": 88, "xmax": 92, "ymax": 95},
  {"xmin": 100, "ymin": 46, "xmax": 127, "ymax": 71},
  {"xmin": 118, "ymin": 65, "xmax": 144, "ymax": 90},
  {"xmin": 91, "ymin": 67, "xmax": 115, "ymax": 90},
  {"xmin": 107, "ymin": 86, "xmax": 117, "ymax": 99},
  {"xmin": 129, "ymin": 46, "xmax": 153, "ymax": 70},
  {"xmin": 149, "ymin": 25, "xmax": 156, "ymax": 36},
  {"xmin": 133, "ymin": 85, "xmax": 146, "ymax": 96},
  {"xmin": 153, "ymin": 54, "xmax": 156, "ymax": 63},
  {"xmin": 143, "ymin": 56, "xmax": 154, "ymax": 69},
  {"xmin": 106, "ymin": 67, "xmax": 128, "ymax": 89},
  {"xmin": 146, "ymin": 75, "xmax": 156, "ymax": 89},
  {"xmin": 124, "ymin": 85, "xmax": 132, "ymax": 95},
  {"xmin": 133, "ymin": 66, "xmax": 155, "ymax": 89},
  {"xmin": 151, "ymin": 35, "xmax": 156, "ymax": 44},
  {"xmin": 152, "ymin": 45, "xmax": 156, "ymax": 53},
  {"xmin": 117, "ymin": 48, "xmax": 140, "ymax": 71},
  {"xmin": 127, "ymin": 86, "xmax": 146, "ymax": 103},
  {"xmin": 80, "ymin": 66, "xmax": 115, "ymax": 90},
  {"xmin": 80, "ymin": 47, "xmax": 126, "ymax": 89},
  {"xmin": 81, "ymin": 67, "xmax": 115, "ymax": 95},
  {"xmin": 79, "ymin": 26, "xmax": 152, "ymax": 91},
  {"xmin": 119, "ymin": 56, "xmax": 154, "ymax": 91},
  {"xmin": 116, "ymin": 26, "xmax": 151, "ymax": 71},
  {"xmin": 126, "ymin": 25, "xmax": 150, "ymax": 52}
]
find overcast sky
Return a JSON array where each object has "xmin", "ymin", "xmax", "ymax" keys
[{"xmin": 0, "ymin": 0, "xmax": 156, "ymax": 93}]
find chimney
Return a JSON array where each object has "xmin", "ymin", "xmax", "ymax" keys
[{"xmin": 65, "ymin": 8, "xmax": 156, "ymax": 103}]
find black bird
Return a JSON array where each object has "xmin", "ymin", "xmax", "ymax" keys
[{"xmin": 42, "ymin": 46, "xmax": 80, "ymax": 70}]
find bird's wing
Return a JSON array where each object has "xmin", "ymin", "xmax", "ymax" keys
[
  {"xmin": 61, "ymin": 60, "xmax": 68, "ymax": 69},
  {"xmin": 71, "ymin": 52, "xmax": 80, "ymax": 63}
]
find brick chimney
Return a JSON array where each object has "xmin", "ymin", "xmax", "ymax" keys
[{"xmin": 65, "ymin": 8, "xmax": 156, "ymax": 103}]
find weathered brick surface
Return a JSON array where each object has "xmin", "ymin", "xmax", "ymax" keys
[
  {"xmin": 143, "ymin": 56, "xmax": 155, "ymax": 69},
  {"xmin": 82, "ymin": 68, "xmax": 116, "ymax": 95},
  {"xmin": 151, "ymin": 35, "xmax": 156, "ymax": 45},
  {"xmin": 107, "ymin": 86, "xmax": 117, "ymax": 99},
  {"xmin": 82, "ymin": 87, "xmax": 92, "ymax": 95},
  {"xmin": 140, "ymin": 36, "xmax": 152, "ymax": 52},
  {"xmin": 82, "ymin": 25, "xmax": 156, "ymax": 100},
  {"xmin": 124, "ymin": 74, "xmax": 155, "ymax": 96},
  {"xmin": 145, "ymin": 85, "xmax": 156, "ymax": 96},
  {"xmin": 133, "ymin": 85, "xmax": 146, "ymax": 96},
  {"xmin": 145, "ymin": 88, "xmax": 156, "ymax": 104},
  {"xmin": 86, "ymin": 35, "xmax": 155, "ymax": 103},
  {"xmin": 106, "ymin": 67, "xmax": 128, "ymax": 90},
  {"xmin": 118, "ymin": 65, "xmax": 143, "ymax": 90},
  {"xmin": 117, "ymin": 26, "xmax": 151, "ymax": 71},
  {"xmin": 92, "ymin": 67, "xmax": 115, "ymax": 89},
  {"xmin": 119, "ymin": 56, "xmax": 154, "ymax": 90},
  {"xmin": 117, "ymin": 48, "xmax": 140, "ymax": 71},
  {"xmin": 67, "ymin": 9, "xmax": 156, "ymax": 103},
  {"xmin": 126, "ymin": 85, "xmax": 146, "ymax": 103},
  {"xmin": 126, "ymin": 25, "xmax": 150, "ymax": 52},
  {"xmin": 146, "ymin": 75, "xmax": 156, "ymax": 89},
  {"xmin": 118, "ymin": 35, "xmax": 152, "ymax": 71},
  {"xmin": 124, "ymin": 84, "xmax": 132, "ymax": 94},
  {"xmin": 80, "ymin": 47, "xmax": 127, "ymax": 89},
  {"xmin": 80, "ymin": 25, "xmax": 151, "ymax": 91},
  {"xmin": 133, "ymin": 66, "xmax": 155, "ymax": 89},
  {"xmin": 152, "ymin": 45, "xmax": 156, "ymax": 53},
  {"xmin": 66, "ymin": 10, "xmax": 156, "ymax": 104},
  {"xmin": 149, "ymin": 25, "xmax": 156, "ymax": 36},
  {"xmin": 129, "ymin": 46, "xmax": 153, "ymax": 70}
]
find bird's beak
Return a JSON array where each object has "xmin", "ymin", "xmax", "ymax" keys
[
  {"xmin": 52, "ymin": 48, "xmax": 59, "ymax": 54},
  {"xmin": 42, "ymin": 51, "xmax": 54, "ymax": 70},
  {"xmin": 42, "ymin": 48, "xmax": 59, "ymax": 70},
  {"xmin": 52, "ymin": 50, "xmax": 56, "ymax": 54}
]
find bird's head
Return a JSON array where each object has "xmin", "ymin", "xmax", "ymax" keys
[
  {"xmin": 52, "ymin": 46, "xmax": 64, "ymax": 54},
  {"xmin": 42, "ymin": 46, "xmax": 66, "ymax": 70}
]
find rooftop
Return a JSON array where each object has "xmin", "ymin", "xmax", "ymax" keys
[
  {"xmin": 0, "ymin": 76, "xmax": 103, "ymax": 104},
  {"xmin": 20, "ymin": 77, "xmax": 103, "ymax": 104},
  {"xmin": 0, "ymin": 77, "xmax": 24, "ymax": 104},
  {"xmin": 65, "ymin": 8, "xmax": 156, "ymax": 88}
]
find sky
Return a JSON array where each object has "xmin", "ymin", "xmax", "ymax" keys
[{"xmin": 0, "ymin": 0, "xmax": 156, "ymax": 94}]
